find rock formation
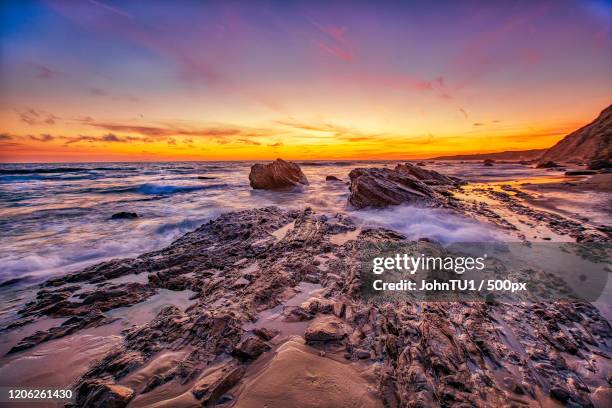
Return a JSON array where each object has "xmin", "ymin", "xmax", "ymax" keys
[
  {"xmin": 6, "ymin": 206, "xmax": 607, "ymax": 408},
  {"xmin": 539, "ymin": 104, "xmax": 611, "ymax": 164},
  {"xmin": 536, "ymin": 161, "xmax": 562, "ymax": 169},
  {"xmin": 347, "ymin": 163, "xmax": 459, "ymax": 209},
  {"xmin": 394, "ymin": 162, "xmax": 461, "ymax": 186},
  {"xmin": 249, "ymin": 159, "xmax": 309, "ymax": 189}
]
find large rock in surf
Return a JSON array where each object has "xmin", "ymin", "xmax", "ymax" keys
[
  {"xmin": 348, "ymin": 163, "xmax": 457, "ymax": 209},
  {"xmin": 249, "ymin": 158, "xmax": 309, "ymax": 189}
]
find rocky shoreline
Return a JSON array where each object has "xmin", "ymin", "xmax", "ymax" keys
[{"xmin": 1, "ymin": 162, "xmax": 611, "ymax": 407}]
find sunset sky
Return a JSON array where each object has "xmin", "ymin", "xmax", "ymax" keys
[{"xmin": 0, "ymin": 0, "xmax": 611, "ymax": 162}]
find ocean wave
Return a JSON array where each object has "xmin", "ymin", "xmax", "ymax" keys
[
  {"xmin": 352, "ymin": 205, "xmax": 501, "ymax": 244},
  {"xmin": 0, "ymin": 167, "xmax": 90, "ymax": 175},
  {"xmin": 0, "ymin": 166, "xmax": 138, "ymax": 175},
  {"xmin": 89, "ymin": 182, "xmax": 229, "ymax": 195}
]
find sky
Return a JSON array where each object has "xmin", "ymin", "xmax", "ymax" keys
[{"xmin": 0, "ymin": 0, "xmax": 610, "ymax": 162}]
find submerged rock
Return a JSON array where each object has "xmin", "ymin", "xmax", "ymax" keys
[
  {"xmin": 325, "ymin": 175, "xmax": 342, "ymax": 181},
  {"xmin": 483, "ymin": 159, "xmax": 495, "ymax": 166},
  {"xmin": 249, "ymin": 158, "xmax": 309, "ymax": 189},
  {"xmin": 111, "ymin": 212, "xmax": 138, "ymax": 219}
]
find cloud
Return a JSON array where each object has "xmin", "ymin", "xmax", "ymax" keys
[
  {"xmin": 310, "ymin": 19, "xmax": 353, "ymax": 62},
  {"xmin": 310, "ymin": 20, "xmax": 347, "ymax": 44},
  {"xmin": 87, "ymin": 87, "xmax": 140, "ymax": 102},
  {"xmin": 459, "ymin": 108, "xmax": 469, "ymax": 119},
  {"xmin": 82, "ymin": 120, "xmax": 246, "ymax": 139},
  {"xmin": 315, "ymin": 41, "xmax": 353, "ymax": 62},
  {"xmin": 236, "ymin": 138, "xmax": 261, "ymax": 146},
  {"xmin": 101, "ymin": 133, "xmax": 123, "ymax": 142},
  {"xmin": 29, "ymin": 134, "xmax": 55, "ymax": 142},
  {"xmin": 16, "ymin": 108, "xmax": 60, "ymax": 125},
  {"xmin": 473, "ymin": 122, "xmax": 485, "ymax": 126},
  {"xmin": 268, "ymin": 142, "xmax": 283, "ymax": 147},
  {"xmin": 29, "ymin": 63, "xmax": 62, "ymax": 79},
  {"xmin": 0, "ymin": 133, "xmax": 14, "ymax": 141},
  {"xmin": 87, "ymin": 0, "xmax": 132, "ymax": 18},
  {"xmin": 62, "ymin": 133, "xmax": 137, "ymax": 144},
  {"xmin": 88, "ymin": 87, "xmax": 107, "ymax": 96}
]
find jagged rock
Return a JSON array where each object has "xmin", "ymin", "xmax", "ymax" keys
[
  {"xmin": 111, "ymin": 212, "xmax": 138, "ymax": 219},
  {"xmin": 6, "ymin": 206, "xmax": 610, "ymax": 407},
  {"xmin": 326, "ymin": 175, "xmax": 342, "ymax": 181},
  {"xmin": 565, "ymin": 170, "xmax": 597, "ymax": 176},
  {"xmin": 252, "ymin": 327, "xmax": 278, "ymax": 341},
  {"xmin": 191, "ymin": 360, "xmax": 245, "ymax": 404},
  {"xmin": 347, "ymin": 167, "xmax": 440, "ymax": 209},
  {"xmin": 19, "ymin": 282, "xmax": 157, "ymax": 318},
  {"xmin": 8, "ymin": 310, "xmax": 116, "ymax": 354},
  {"xmin": 394, "ymin": 162, "xmax": 461, "ymax": 186},
  {"xmin": 232, "ymin": 335, "xmax": 270, "ymax": 360},
  {"xmin": 588, "ymin": 159, "xmax": 612, "ymax": 170},
  {"xmin": 249, "ymin": 158, "xmax": 309, "ymax": 189},
  {"xmin": 536, "ymin": 161, "xmax": 562, "ymax": 169},
  {"xmin": 304, "ymin": 316, "xmax": 348, "ymax": 343},
  {"xmin": 73, "ymin": 378, "xmax": 134, "ymax": 408}
]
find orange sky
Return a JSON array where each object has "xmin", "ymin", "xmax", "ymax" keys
[{"xmin": 1, "ymin": 1, "xmax": 610, "ymax": 162}]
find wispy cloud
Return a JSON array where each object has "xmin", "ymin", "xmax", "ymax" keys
[
  {"xmin": 310, "ymin": 19, "xmax": 353, "ymax": 62},
  {"xmin": 29, "ymin": 134, "xmax": 55, "ymax": 142},
  {"xmin": 16, "ymin": 108, "xmax": 60, "ymax": 125},
  {"xmin": 29, "ymin": 63, "xmax": 62, "ymax": 79},
  {"xmin": 87, "ymin": 87, "xmax": 140, "ymax": 102}
]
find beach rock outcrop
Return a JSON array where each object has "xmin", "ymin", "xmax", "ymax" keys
[
  {"xmin": 536, "ymin": 161, "xmax": 562, "ymax": 169},
  {"xmin": 394, "ymin": 162, "xmax": 461, "ymax": 186},
  {"xmin": 6, "ymin": 206, "xmax": 611, "ymax": 408},
  {"xmin": 74, "ymin": 379, "xmax": 134, "ymax": 408},
  {"xmin": 587, "ymin": 158, "xmax": 612, "ymax": 170},
  {"xmin": 304, "ymin": 315, "xmax": 347, "ymax": 343},
  {"xmin": 191, "ymin": 360, "xmax": 245, "ymax": 404},
  {"xmin": 232, "ymin": 335, "xmax": 270, "ymax": 360},
  {"xmin": 249, "ymin": 158, "xmax": 309, "ymax": 189},
  {"xmin": 348, "ymin": 165, "xmax": 456, "ymax": 209},
  {"xmin": 325, "ymin": 175, "xmax": 342, "ymax": 181}
]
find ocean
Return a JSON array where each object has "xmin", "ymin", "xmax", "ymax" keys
[{"xmin": 0, "ymin": 160, "xmax": 563, "ymax": 285}]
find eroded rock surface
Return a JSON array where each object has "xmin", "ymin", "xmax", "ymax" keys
[
  {"xmin": 3, "ymin": 206, "xmax": 610, "ymax": 407},
  {"xmin": 249, "ymin": 158, "xmax": 309, "ymax": 189},
  {"xmin": 348, "ymin": 167, "xmax": 446, "ymax": 209}
]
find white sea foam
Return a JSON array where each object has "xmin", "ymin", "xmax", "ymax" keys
[{"xmin": 352, "ymin": 205, "xmax": 502, "ymax": 244}]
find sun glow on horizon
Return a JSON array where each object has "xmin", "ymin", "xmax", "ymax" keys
[{"xmin": 1, "ymin": 0, "xmax": 610, "ymax": 163}]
